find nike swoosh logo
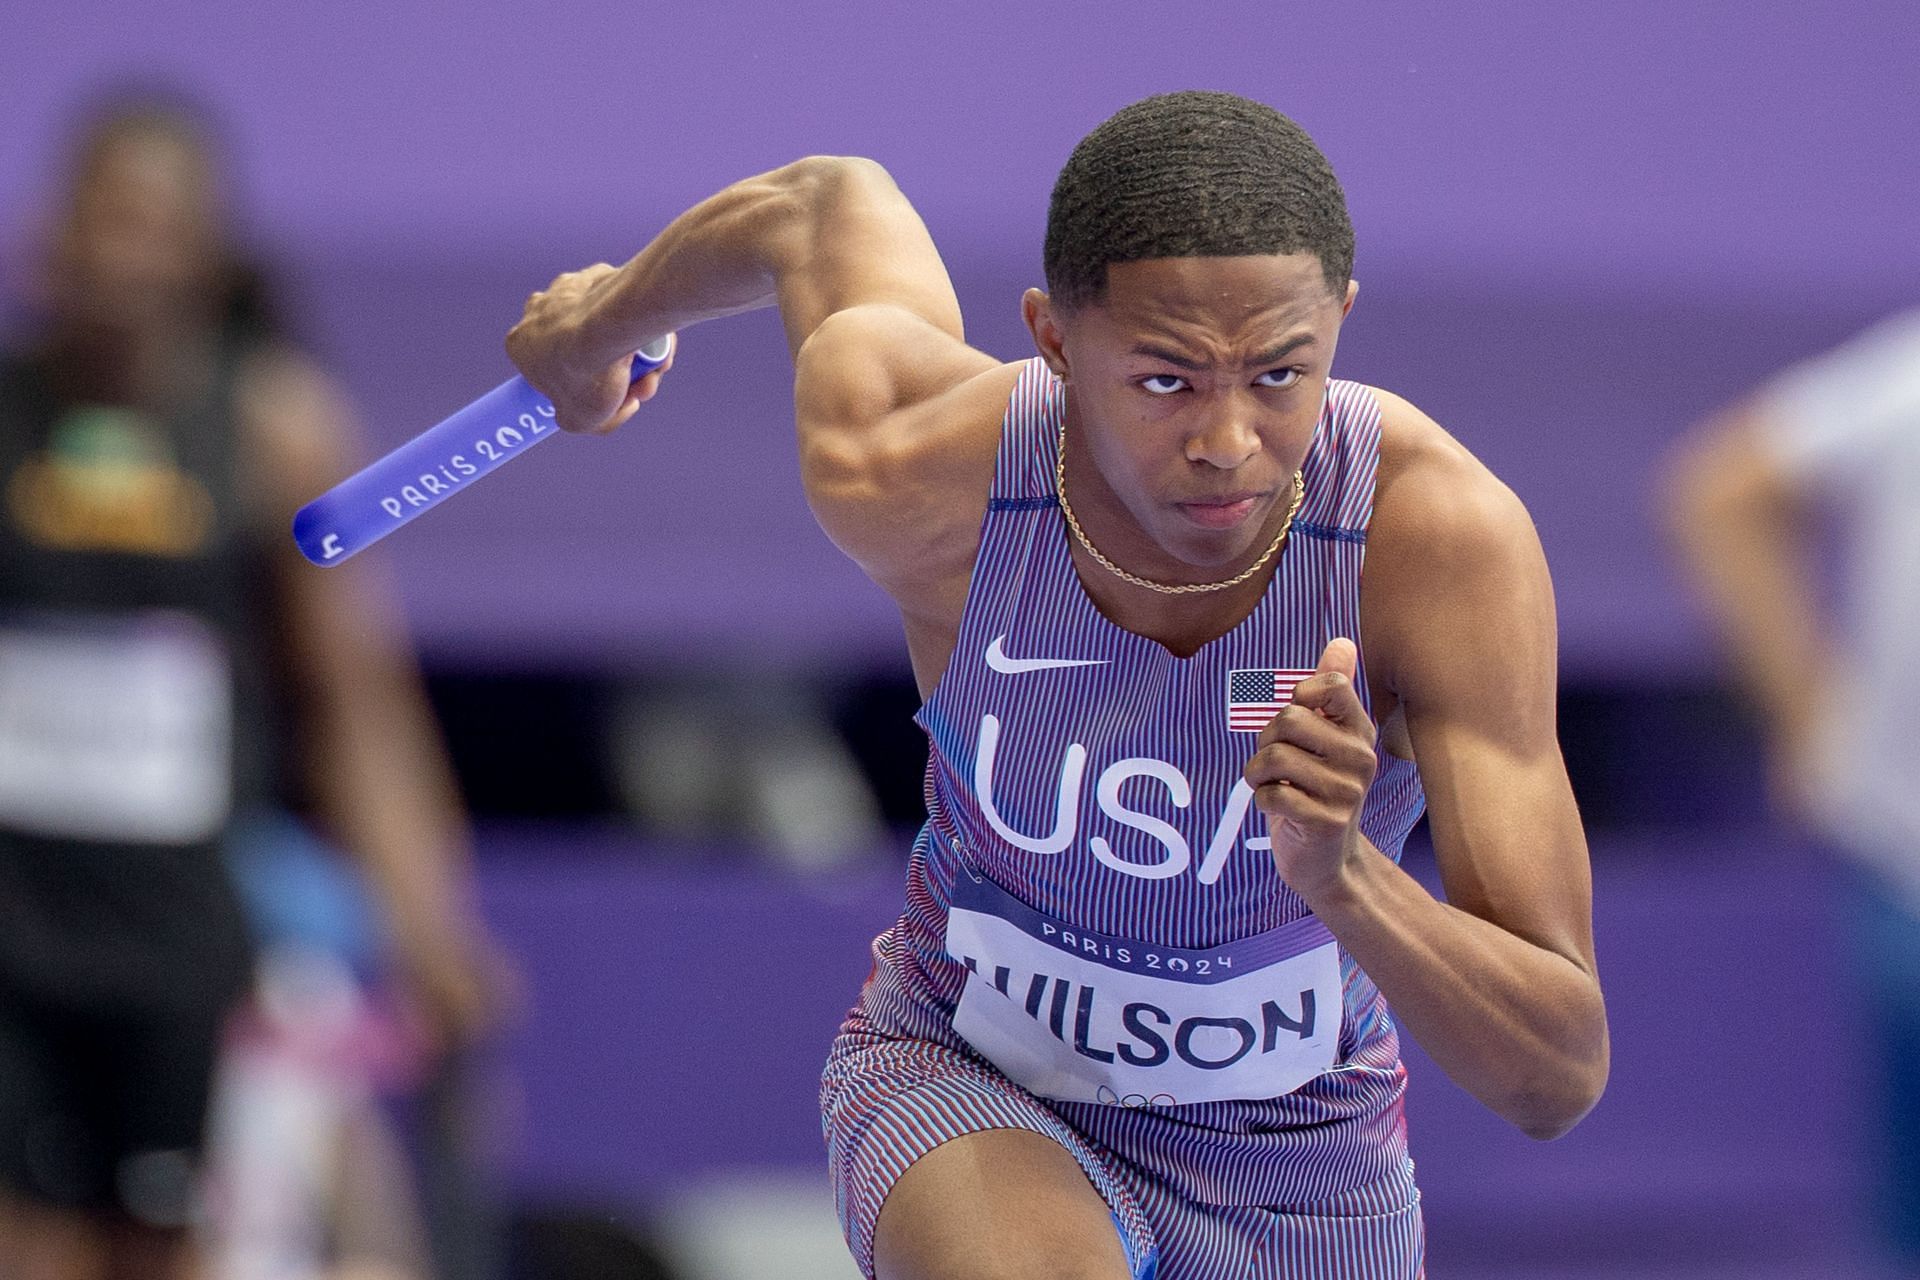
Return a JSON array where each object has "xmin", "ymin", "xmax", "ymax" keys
[{"xmin": 984, "ymin": 634, "xmax": 1109, "ymax": 675}]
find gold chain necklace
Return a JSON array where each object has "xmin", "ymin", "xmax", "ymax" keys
[{"xmin": 1055, "ymin": 412, "xmax": 1305, "ymax": 596}]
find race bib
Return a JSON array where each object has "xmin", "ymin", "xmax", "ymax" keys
[
  {"xmin": 0, "ymin": 613, "xmax": 232, "ymax": 843},
  {"xmin": 945, "ymin": 871, "xmax": 1341, "ymax": 1107}
]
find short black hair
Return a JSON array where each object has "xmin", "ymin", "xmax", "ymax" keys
[{"xmin": 1043, "ymin": 91, "xmax": 1353, "ymax": 308}]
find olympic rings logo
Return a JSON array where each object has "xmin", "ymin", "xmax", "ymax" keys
[{"xmin": 1096, "ymin": 1086, "xmax": 1177, "ymax": 1109}]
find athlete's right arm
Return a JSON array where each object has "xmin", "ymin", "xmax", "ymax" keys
[{"xmin": 506, "ymin": 156, "xmax": 1011, "ymax": 633}]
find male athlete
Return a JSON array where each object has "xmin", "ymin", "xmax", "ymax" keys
[{"xmin": 508, "ymin": 92, "xmax": 1607, "ymax": 1280}]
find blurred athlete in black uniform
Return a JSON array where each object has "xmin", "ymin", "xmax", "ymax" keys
[{"xmin": 0, "ymin": 91, "xmax": 506, "ymax": 1280}]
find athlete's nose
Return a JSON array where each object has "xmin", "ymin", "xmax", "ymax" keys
[{"xmin": 1184, "ymin": 392, "xmax": 1261, "ymax": 470}]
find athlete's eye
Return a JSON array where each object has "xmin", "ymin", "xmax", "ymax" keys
[
  {"xmin": 1140, "ymin": 375, "xmax": 1188, "ymax": 396},
  {"xmin": 1254, "ymin": 368, "xmax": 1303, "ymax": 389}
]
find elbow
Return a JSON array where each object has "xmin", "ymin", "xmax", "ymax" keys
[
  {"xmin": 754, "ymin": 156, "xmax": 901, "ymax": 271},
  {"xmin": 1508, "ymin": 1025, "xmax": 1611, "ymax": 1142},
  {"xmin": 1504, "ymin": 1063, "xmax": 1608, "ymax": 1141},
  {"xmin": 1492, "ymin": 985, "xmax": 1611, "ymax": 1141},
  {"xmin": 695, "ymin": 157, "xmax": 892, "ymax": 288},
  {"xmin": 789, "ymin": 153, "xmax": 890, "ymax": 178},
  {"xmin": 1514, "ymin": 1082, "xmax": 1605, "ymax": 1142},
  {"xmin": 777, "ymin": 154, "xmax": 898, "ymax": 205}
]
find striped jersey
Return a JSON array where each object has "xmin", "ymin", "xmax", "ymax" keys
[{"xmin": 852, "ymin": 358, "xmax": 1427, "ymax": 1207}]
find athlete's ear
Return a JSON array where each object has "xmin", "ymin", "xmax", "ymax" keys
[
  {"xmin": 1023, "ymin": 288, "xmax": 1070, "ymax": 380},
  {"xmin": 1341, "ymin": 278, "xmax": 1359, "ymax": 319}
]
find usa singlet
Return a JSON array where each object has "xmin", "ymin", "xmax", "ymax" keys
[{"xmin": 822, "ymin": 359, "xmax": 1429, "ymax": 1280}]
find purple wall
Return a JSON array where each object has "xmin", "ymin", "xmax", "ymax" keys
[
  {"xmin": 10, "ymin": 0, "xmax": 1916, "ymax": 284},
  {"xmin": 8, "ymin": 1, "xmax": 1919, "ymax": 676}
]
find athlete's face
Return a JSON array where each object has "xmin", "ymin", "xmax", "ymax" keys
[
  {"xmin": 1025, "ymin": 254, "xmax": 1356, "ymax": 575},
  {"xmin": 48, "ymin": 126, "xmax": 225, "ymax": 338}
]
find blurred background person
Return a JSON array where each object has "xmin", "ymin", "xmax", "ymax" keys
[
  {"xmin": 0, "ymin": 88, "xmax": 508, "ymax": 1280},
  {"xmin": 1664, "ymin": 310, "xmax": 1920, "ymax": 1270}
]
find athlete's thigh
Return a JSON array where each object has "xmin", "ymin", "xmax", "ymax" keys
[{"xmin": 872, "ymin": 1128, "xmax": 1131, "ymax": 1280}]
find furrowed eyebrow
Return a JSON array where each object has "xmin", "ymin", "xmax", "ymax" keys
[
  {"xmin": 1130, "ymin": 346, "xmax": 1206, "ymax": 371},
  {"xmin": 1248, "ymin": 335, "xmax": 1318, "ymax": 366},
  {"xmin": 1129, "ymin": 334, "xmax": 1318, "ymax": 371}
]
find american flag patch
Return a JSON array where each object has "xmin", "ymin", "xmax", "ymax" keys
[{"xmin": 1227, "ymin": 668, "xmax": 1316, "ymax": 733}]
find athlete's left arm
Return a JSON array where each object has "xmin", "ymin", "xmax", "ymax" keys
[
  {"xmin": 1246, "ymin": 392, "xmax": 1607, "ymax": 1140},
  {"xmin": 240, "ymin": 349, "xmax": 513, "ymax": 1052}
]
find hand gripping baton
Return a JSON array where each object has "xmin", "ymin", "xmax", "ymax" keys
[{"xmin": 291, "ymin": 335, "xmax": 675, "ymax": 565}]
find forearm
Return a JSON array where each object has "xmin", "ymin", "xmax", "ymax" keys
[
  {"xmin": 574, "ymin": 155, "xmax": 915, "ymax": 362},
  {"xmin": 1300, "ymin": 839, "xmax": 1608, "ymax": 1140},
  {"xmin": 301, "ymin": 658, "xmax": 511, "ymax": 1044},
  {"xmin": 303, "ymin": 649, "xmax": 477, "ymax": 932}
]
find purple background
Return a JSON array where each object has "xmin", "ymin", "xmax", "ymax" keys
[{"xmin": 7, "ymin": 0, "xmax": 1919, "ymax": 674}]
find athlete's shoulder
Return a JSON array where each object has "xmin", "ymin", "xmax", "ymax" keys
[
  {"xmin": 1357, "ymin": 384, "xmax": 1544, "ymax": 592},
  {"xmin": 1350, "ymin": 389, "xmax": 1560, "ymax": 730}
]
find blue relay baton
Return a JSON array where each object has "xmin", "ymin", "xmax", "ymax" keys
[{"xmin": 291, "ymin": 334, "xmax": 675, "ymax": 566}]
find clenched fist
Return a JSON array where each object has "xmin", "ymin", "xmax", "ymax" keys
[
  {"xmin": 1243, "ymin": 637, "xmax": 1381, "ymax": 899},
  {"xmin": 505, "ymin": 263, "xmax": 674, "ymax": 435}
]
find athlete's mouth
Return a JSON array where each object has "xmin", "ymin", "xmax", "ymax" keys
[{"xmin": 1175, "ymin": 492, "xmax": 1268, "ymax": 530}]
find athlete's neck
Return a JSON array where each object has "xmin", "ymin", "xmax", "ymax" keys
[{"xmin": 1057, "ymin": 403, "xmax": 1292, "ymax": 656}]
